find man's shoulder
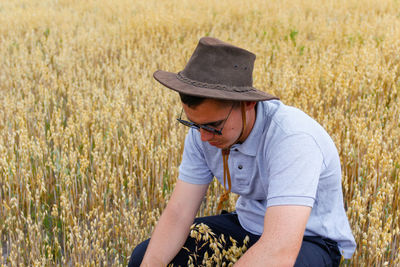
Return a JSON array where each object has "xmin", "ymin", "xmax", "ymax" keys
[
  {"xmin": 262, "ymin": 101, "xmax": 328, "ymax": 138},
  {"xmin": 259, "ymin": 101, "xmax": 338, "ymax": 160}
]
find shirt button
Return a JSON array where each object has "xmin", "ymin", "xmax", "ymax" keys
[
  {"xmin": 238, "ymin": 165, "xmax": 243, "ymax": 170},
  {"xmin": 234, "ymin": 148, "xmax": 239, "ymax": 152}
]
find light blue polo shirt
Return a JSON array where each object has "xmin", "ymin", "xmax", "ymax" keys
[{"xmin": 178, "ymin": 100, "xmax": 356, "ymax": 258}]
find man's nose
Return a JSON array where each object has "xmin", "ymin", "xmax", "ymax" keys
[{"xmin": 200, "ymin": 128, "xmax": 214, "ymax": 141}]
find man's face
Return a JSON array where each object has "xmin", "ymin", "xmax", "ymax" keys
[{"xmin": 182, "ymin": 99, "xmax": 243, "ymax": 149}]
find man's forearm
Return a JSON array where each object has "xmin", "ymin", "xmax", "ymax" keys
[
  {"xmin": 234, "ymin": 238, "xmax": 298, "ymax": 267},
  {"xmin": 139, "ymin": 180, "xmax": 209, "ymax": 266},
  {"xmin": 234, "ymin": 205, "xmax": 310, "ymax": 266},
  {"xmin": 141, "ymin": 205, "xmax": 194, "ymax": 266}
]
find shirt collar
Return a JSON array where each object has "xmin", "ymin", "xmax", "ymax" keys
[{"xmin": 231, "ymin": 101, "xmax": 267, "ymax": 156}]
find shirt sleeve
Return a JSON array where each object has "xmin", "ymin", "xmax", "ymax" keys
[
  {"xmin": 178, "ymin": 129, "xmax": 214, "ymax": 185},
  {"xmin": 265, "ymin": 133, "xmax": 324, "ymax": 208}
]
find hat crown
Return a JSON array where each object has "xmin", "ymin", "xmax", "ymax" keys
[{"xmin": 181, "ymin": 37, "xmax": 255, "ymax": 88}]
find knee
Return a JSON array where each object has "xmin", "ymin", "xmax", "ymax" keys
[{"xmin": 128, "ymin": 239, "xmax": 150, "ymax": 267}]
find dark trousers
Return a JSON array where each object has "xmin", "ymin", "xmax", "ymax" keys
[{"xmin": 129, "ymin": 212, "xmax": 341, "ymax": 267}]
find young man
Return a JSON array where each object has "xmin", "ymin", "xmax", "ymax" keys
[{"xmin": 129, "ymin": 37, "xmax": 356, "ymax": 266}]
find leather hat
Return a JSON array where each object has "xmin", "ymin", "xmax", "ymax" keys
[{"xmin": 153, "ymin": 37, "xmax": 278, "ymax": 101}]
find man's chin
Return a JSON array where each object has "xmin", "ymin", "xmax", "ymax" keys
[
  {"xmin": 209, "ymin": 141, "xmax": 229, "ymax": 149},
  {"xmin": 209, "ymin": 141, "xmax": 220, "ymax": 147}
]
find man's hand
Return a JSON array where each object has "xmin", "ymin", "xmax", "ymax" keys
[{"xmin": 234, "ymin": 205, "xmax": 311, "ymax": 266}]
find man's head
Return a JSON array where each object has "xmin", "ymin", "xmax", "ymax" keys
[{"xmin": 153, "ymin": 37, "xmax": 278, "ymax": 148}]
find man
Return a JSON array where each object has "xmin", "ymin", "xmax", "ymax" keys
[{"xmin": 129, "ymin": 37, "xmax": 356, "ymax": 266}]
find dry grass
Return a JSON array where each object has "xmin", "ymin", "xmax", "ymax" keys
[{"xmin": 0, "ymin": 0, "xmax": 399, "ymax": 265}]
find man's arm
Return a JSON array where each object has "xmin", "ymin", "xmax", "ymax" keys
[
  {"xmin": 140, "ymin": 179, "xmax": 209, "ymax": 267},
  {"xmin": 235, "ymin": 205, "xmax": 311, "ymax": 267}
]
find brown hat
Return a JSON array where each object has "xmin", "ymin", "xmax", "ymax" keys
[{"xmin": 153, "ymin": 37, "xmax": 278, "ymax": 101}]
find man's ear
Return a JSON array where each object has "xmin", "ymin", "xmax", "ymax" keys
[{"xmin": 244, "ymin": 101, "xmax": 257, "ymax": 111}]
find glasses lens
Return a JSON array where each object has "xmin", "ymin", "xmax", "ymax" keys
[
  {"xmin": 200, "ymin": 125, "xmax": 222, "ymax": 135},
  {"xmin": 177, "ymin": 108, "xmax": 224, "ymax": 135},
  {"xmin": 177, "ymin": 118, "xmax": 199, "ymax": 130}
]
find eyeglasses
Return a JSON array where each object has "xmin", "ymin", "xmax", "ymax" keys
[{"xmin": 177, "ymin": 105, "xmax": 234, "ymax": 135}]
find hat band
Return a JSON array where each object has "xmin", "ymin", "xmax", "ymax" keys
[{"xmin": 177, "ymin": 72, "xmax": 255, "ymax": 93}]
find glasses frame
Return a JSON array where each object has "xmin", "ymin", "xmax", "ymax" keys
[{"xmin": 177, "ymin": 104, "xmax": 234, "ymax": 135}]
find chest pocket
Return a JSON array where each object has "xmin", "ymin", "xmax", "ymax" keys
[{"xmin": 231, "ymin": 163, "xmax": 267, "ymax": 200}]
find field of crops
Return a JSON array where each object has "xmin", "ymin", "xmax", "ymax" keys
[{"xmin": 1, "ymin": 0, "xmax": 399, "ymax": 265}]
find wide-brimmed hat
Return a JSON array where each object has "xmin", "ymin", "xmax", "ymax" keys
[{"xmin": 153, "ymin": 37, "xmax": 278, "ymax": 101}]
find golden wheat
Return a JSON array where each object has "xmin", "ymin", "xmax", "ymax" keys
[{"xmin": 0, "ymin": 0, "xmax": 399, "ymax": 265}]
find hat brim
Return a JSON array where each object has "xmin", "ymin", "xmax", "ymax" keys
[{"xmin": 153, "ymin": 70, "xmax": 278, "ymax": 101}]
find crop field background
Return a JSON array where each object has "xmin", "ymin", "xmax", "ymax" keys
[{"xmin": 0, "ymin": 0, "xmax": 399, "ymax": 266}]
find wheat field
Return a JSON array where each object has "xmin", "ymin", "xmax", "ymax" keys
[{"xmin": 0, "ymin": 0, "xmax": 399, "ymax": 266}]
